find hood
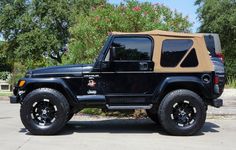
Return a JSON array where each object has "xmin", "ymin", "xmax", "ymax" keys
[{"xmin": 27, "ymin": 64, "xmax": 93, "ymax": 78}]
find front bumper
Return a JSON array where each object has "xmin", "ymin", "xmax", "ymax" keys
[
  {"xmin": 10, "ymin": 96, "xmax": 19, "ymax": 103},
  {"xmin": 10, "ymin": 86, "xmax": 20, "ymax": 104}
]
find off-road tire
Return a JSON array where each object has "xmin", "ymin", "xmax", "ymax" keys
[
  {"xmin": 20, "ymin": 88, "xmax": 70, "ymax": 135},
  {"xmin": 158, "ymin": 89, "xmax": 206, "ymax": 136}
]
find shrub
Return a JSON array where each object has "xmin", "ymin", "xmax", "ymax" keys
[
  {"xmin": 64, "ymin": 0, "xmax": 192, "ymax": 64},
  {"xmin": 0, "ymin": 71, "xmax": 10, "ymax": 81}
]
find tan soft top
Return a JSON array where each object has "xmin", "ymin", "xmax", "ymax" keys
[
  {"xmin": 111, "ymin": 30, "xmax": 214, "ymax": 73},
  {"xmin": 111, "ymin": 30, "xmax": 203, "ymax": 38}
]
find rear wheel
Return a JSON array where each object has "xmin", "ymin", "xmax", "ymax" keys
[
  {"xmin": 158, "ymin": 89, "xmax": 206, "ymax": 136},
  {"xmin": 20, "ymin": 88, "xmax": 70, "ymax": 135}
]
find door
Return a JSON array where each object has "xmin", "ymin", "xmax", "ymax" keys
[{"xmin": 100, "ymin": 35, "xmax": 157, "ymax": 105}]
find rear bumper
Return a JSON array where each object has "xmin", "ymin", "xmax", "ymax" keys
[{"xmin": 210, "ymin": 99, "xmax": 223, "ymax": 108}]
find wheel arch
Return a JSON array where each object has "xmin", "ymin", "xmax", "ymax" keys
[
  {"xmin": 22, "ymin": 78, "xmax": 77, "ymax": 106},
  {"xmin": 153, "ymin": 76, "xmax": 209, "ymax": 103}
]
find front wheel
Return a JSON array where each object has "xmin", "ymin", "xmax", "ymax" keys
[
  {"xmin": 20, "ymin": 88, "xmax": 70, "ymax": 135},
  {"xmin": 158, "ymin": 89, "xmax": 206, "ymax": 136}
]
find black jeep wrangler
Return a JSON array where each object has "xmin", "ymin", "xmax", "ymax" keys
[{"xmin": 11, "ymin": 30, "xmax": 225, "ymax": 136}]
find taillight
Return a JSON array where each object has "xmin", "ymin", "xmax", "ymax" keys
[
  {"xmin": 214, "ymin": 75, "xmax": 219, "ymax": 84},
  {"xmin": 216, "ymin": 53, "xmax": 224, "ymax": 62},
  {"xmin": 214, "ymin": 75, "xmax": 220, "ymax": 94}
]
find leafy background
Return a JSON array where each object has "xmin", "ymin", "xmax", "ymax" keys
[{"xmin": 0, "ymin": 0, "xmax": 235, "ymax": 87}]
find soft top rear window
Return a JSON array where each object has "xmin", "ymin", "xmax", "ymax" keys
[
  {"xmin": 204, "ymin": 35, "xmax": 216, "ymax": 56},
  {"xmin": 161, "ymin": 39, "xmax": 193, "ymax": 67}
]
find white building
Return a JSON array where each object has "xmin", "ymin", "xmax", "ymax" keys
[{"xmin": 0, "ymin": 79, "xmax": 11, "ymax": 92}]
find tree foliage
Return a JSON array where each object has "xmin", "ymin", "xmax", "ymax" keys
[
  {"xmin": 0, "ymin": 41, "xmax": 12, "ymax": 72},
  {"xmin": 64, "ymin": 0, "xmax": 192, "ymax": 64},
  {"xmin": 0, "ymin": 0, "xmax": 106, "ymax": 66},
  {"xmin": 195, "ymin": 0, "xmax": 236, "ymax": 78},
  {"xmin": 0, "ymin": 0, "xmax": 192, "ymax": 83},
  {"xmin": 0, "ymin": 0, "xmax": 105, "ymax": 83}
]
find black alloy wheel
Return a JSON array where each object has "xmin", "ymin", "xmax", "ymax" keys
[
  {"xmin": 171, "ymin": 101, "xmax": 196, "ymax": 127},
  {"xmin": 20, "ymin": 88, "xmax": 69, "ymax": 135},
  {"xmin": 158, "ymin": 89, "xmax": 206, "ymax": 136},
  {"xmin": 31, "ymin": 99, "xmax": 57, "ymax": 126}
]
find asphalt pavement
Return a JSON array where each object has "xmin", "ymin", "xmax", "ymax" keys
[{"xmin": 0, "ymin": 89, "xmax": 235, "ymax": 150}]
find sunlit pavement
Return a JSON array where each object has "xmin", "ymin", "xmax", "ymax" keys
[{"xmin": 0, "ymin": 89, "xmax": 235, "ymax": 150}]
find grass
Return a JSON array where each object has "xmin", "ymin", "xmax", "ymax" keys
[
  {"xmin": 0, "ymin": 92, "xmax": 12, "ymax": 96},
  {"xmin": 80, "ymin": 108, "xmax": 136, "ymax": 117},
  {"xmin": 80, "ymin": 108, "xmax": 104, "ymax": 115},
  {"xmin": 225, "ymin": 77, "xmax": 236, "ymax": 88}
]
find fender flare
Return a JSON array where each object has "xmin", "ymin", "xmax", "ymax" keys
[
  {"xmin": 21, "ymin": 77, "xmax": 78, "ymax": 105},
  {"xmin": 152, "ymin": 76, "xmax": 210, "ymax": 102}
]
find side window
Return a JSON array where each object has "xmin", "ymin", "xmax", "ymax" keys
[
  {"xmin": 110, "ymin": 37, "xmax": 152, "ymax": 61},
  {"xmin": 204, "ymin": 35, "xmax": 216, "ymax": 56},
  {"xmin": 161, "ymin": 39, "xmax": 193, "ymax": 67},
  {"xmin": 180, "ymin": 48, "xmax": 199, "ymax": 67}
]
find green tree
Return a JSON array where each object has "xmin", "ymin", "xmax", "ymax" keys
[
  {"xmin": 65, "ymin": 0, "xmax": 192, "ymax": 64},
  {"xmin": 0, "ymin": 0, "xmax": 106, "ymax": 66},
  {"xmin": 0, "ymin": 0, "xmax": 105, "ymax": 84},
  {"xmin": 195, "ymin": 0, "xmax": 236, "ymax": 78},
  {"xmin": 0, "ymin": 41, "xmax": 11, "ymax": 72}
]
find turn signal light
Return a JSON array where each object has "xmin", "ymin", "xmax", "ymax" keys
[{"xmin": 19, "ymin": 80, "xmax": 26, "ymax": 87}]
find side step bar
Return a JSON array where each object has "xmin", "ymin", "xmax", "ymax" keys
[
  {"xmin": 106, "ymin": 104, "xmax": 153, "ymax": 110},
  {"xmin": 76, "ymin": 95, "xmax": 153, "ymax": 109}
]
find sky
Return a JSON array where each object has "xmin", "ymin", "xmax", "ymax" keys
[{"xmin": 108, "ymin": 0, "xmax": 200, "ymax": 33}]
